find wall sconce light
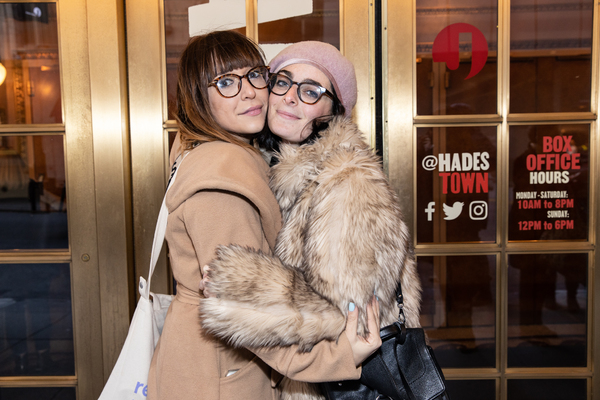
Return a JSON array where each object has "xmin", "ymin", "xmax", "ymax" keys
[{"xmin": 0, "ymin": 63, "xmax": 6, "ymax": 86}]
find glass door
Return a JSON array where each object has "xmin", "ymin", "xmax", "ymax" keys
[
  {"xmin": 0, "ymin": 3, "xmax": 75, "ymax": 398},
  {"xmin": 1, "ymin": 0, "xmax": 132, "ymax": 398},
  {"xmin": 388, "ymin": 0, "xmax": 598, "ymax": 398}
]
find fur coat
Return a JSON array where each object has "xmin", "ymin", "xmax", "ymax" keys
[{"xmin": 200, "ymin": 117, "xmax": 422, "ymax": 399}]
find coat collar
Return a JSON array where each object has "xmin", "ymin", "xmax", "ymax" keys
[{"xmin": 168, "ymin": 141, "xmax": 282, "ymax": 250}]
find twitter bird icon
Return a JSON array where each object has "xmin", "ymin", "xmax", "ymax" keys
[{"xmin": 443, "ymin": 202, "xmax": 464, "ymax": 220}]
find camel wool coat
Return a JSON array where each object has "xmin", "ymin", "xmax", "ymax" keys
[{"xmin": 147, "ymin": 140, "xmax": 361, "ymax": 400}]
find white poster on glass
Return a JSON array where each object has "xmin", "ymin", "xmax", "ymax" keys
[{"xmin": 188, "ymin": 0, "xmax": 312, "ymax": 61}]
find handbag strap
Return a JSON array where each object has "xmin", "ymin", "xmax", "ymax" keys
[
  {"xmin": 395, "ymin": 280, "xmax": 405, "ymax": 321},
  {"xmin": 395, "ymin": 280, "xmax": 408, "ymax": 344},
  {"xmin": 141, "ymin": 151, "xmax": 188, "ymax": 299},
  {"xmin": 394, "ymin": 280, "xmax": 418, "ymax": 400}
]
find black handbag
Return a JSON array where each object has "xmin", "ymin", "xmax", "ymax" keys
[{"xmin": 322, "ymin": 282, "xmax": 450, "ymax": 400}]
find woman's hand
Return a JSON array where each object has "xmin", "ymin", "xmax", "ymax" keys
[
  {"xmin": 345, "ymin": 296, "xmax": 381, "ymax": 367},
  {"xmin": 199, "ymin": 265, "xmax": 214, "ymax": 297}
]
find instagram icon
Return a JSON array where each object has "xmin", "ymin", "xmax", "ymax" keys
[{"xmin": 469, "ymin": 201, "xmax": 488, "ymax": 220}]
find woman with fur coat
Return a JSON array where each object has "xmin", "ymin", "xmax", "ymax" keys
[
  {"xmin": 199, "ymin": 41, "xmax": 422, "ymax": 399},
  {"xmin": 149, "ymin": 32, "xmax": 381, "ymax": 400}
]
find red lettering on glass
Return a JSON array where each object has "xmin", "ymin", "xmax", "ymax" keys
[
  {"xmin": 461, "ymin": 172, "xmax": 476, "ymax": 192},
  {"xmin": 439, "ymin": 172, "xmax": 489, "ymax": 194}
]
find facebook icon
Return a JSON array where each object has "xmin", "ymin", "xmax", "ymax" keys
[{"xmin": 425, "ymin": 202, "xmax": 435, "ymax": 221}]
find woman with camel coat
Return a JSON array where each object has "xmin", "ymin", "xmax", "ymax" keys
[{"xmin": 147, "ymin": 31, "xmax": 381, "ymax": 400}]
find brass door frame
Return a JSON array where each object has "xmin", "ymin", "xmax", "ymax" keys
[
  {"xmin": 343, "ymin": 0, "xmax": 375, "ymax": 145},
  {"xmin": 126, "ymin": 0, "xmax": 171, "ymax": 304},
  {"xmin": 58, "ymin": 0, "xmax": 105, "ymax": 394},
  {"xmin": 60, "ymin": 0, "xmax": 131, "ymax": 396},
  {"xmin": 82, "ymin": 0, "xmax": 133, "ymax": 387}
]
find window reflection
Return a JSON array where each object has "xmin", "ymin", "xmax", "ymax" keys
[
  {"xmin": 0, "ymin": 263, "xmax": 74, "ymax": 376},
  {"xmin": 507, "ymin": 379, "xmax": 586, "ymax": 400},
  {"xmin": 0, "ymin": 3, "xmax": 61, "ymax": 124},
  {"xmin": 258, "ymin": 0, "xmax": 340, "ymax": 49},
  {"xmin": 510, "ymin": 0, "xmax": 592, "ymax": 113},
  {"xmin": 0, "ymin": 387, "xmax": 75, "ymax": 400},
  {"xmin": 0, "ymin": 135, "xmax": 67, "ymax": 250},
  {"xmin": 419, "ymin": 255, "xmax": 496, "ymax": 369},
  {"xmin": 416, "ymin": 1, "xmax": 498, "ymax": 115},
  {"xmin": 508, "ymin": 254, "xmax": 587, "ymax": 368},
  {"xmin": 445, "ymin": 380, "xmax": 495, "ymax": 400}
]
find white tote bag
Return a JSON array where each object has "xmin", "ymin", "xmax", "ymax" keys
[{"xmin": 98, "ymin": 153, "xmax": 187, "ymax": 400}]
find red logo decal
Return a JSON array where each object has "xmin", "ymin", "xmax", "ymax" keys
[{"xmin": 432, "ymin": 23, "xmax": 489, "ymax": 80}]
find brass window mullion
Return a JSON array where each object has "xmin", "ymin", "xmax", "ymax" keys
[
  {"xmin": 499, "ymin": 251, "xmax": 507, "ymax": 393},
  {"xmin": 245, "ymin": 0, "xmax": 258, "ymax": 42},
  {"xmin": 0, "ymin": 253, "xmax": 71, "ymax": 263},
  {"xmin": 0, "ymin": 376, "xmax": 77, "ymax": 387},
  {"xmin": 0, "ymin": 125, "xmax": 65, "ymax": 134}
]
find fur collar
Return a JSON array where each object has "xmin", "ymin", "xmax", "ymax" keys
[{"xmin": 269, "ymin": 116, "xmax": 376, "ymax": 215}]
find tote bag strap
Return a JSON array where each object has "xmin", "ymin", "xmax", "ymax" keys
[{"xmin": 141, "ymin": 151, "xmax": 189, "ymax": 299}]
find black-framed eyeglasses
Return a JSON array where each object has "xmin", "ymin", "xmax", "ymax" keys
[
  {"xmin": 268, "ymin": 73, "xmax": 336, "ymax": 105},
  {"xmin": 209, "ymin": 66, "xmax": 270, "ymax": 98}
]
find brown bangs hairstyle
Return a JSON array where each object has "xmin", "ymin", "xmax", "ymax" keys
[{"xmin": 176, "ymin": 30, "xmax": 266, "ymax": 152}]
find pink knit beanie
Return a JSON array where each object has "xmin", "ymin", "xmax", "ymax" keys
[{"xmin": 269, "ymin": 41, "xmax": 357, "ymax": 117}]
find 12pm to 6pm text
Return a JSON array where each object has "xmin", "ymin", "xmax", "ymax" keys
[{"xmin": 516, "ymin": 198, "xmax": 575, "ymax": 231}]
